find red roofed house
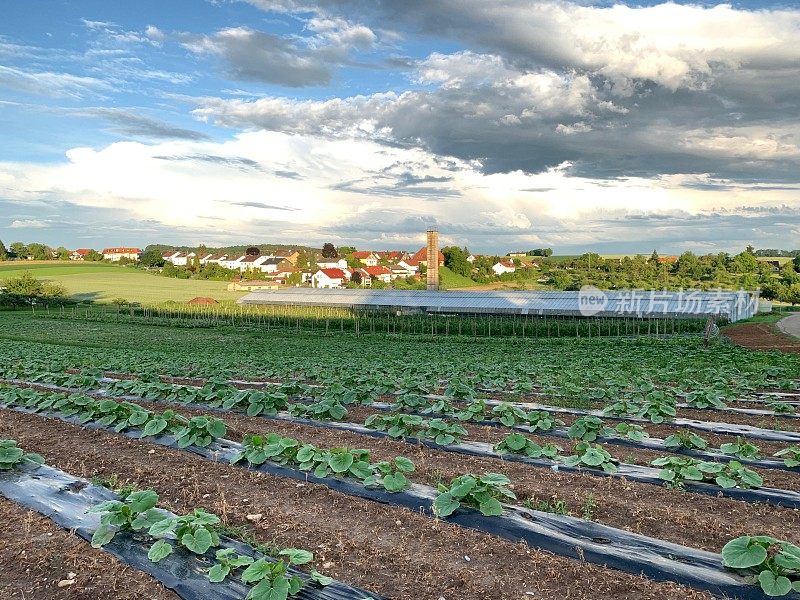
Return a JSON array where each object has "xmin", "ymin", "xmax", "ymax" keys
[
  {"xmin": 402, "ymin": 247, "xmax": 445, "ymax": 273},
  {"xmin": 363, "ymin": 265, "xmax": 392, "ymax": 284},
  {"xmin": 102, "ymin": 247, "xmax": 142, "ymax": 262},
  {"xmin": 492, "ymin": 260, "xmax": 516, "ymax": 276},
  {"xmin": 376, "ymin": 250, "xmax": 408, "ymax": 263},
  {"xmin": 312, "ymin": 268, "xmax": 349, "ymax": 288},
  {"xmin": 69, "ymin": 248, "xmax": 93, "ymax": 261},
  {"xmin": 656, "ymin": 256, "xmax": 679, "ymax": 265},
  {"xmin": 351, "ymin": 251, "xmax": 379, "ymax": 266}
]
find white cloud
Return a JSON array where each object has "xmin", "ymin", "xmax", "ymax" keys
[
  {"xmin": 10, "ymin": 219, "xmax": 48, "ymax": 228},
  {"xmin": 0, "ymin": 65, "xmax": 111, "ymax": 99},
  {"xmin": 1, "ymin": 131, "xmax": 798, "ymax": 251}
]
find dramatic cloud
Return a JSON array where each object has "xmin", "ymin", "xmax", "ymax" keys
[
  {"xmin": 1, "ymin": 131, "xmax": 798, "ymax": 251},
  {"xmin": 178, "ymin": 17, "xmax": 377, "ymax": 87}
]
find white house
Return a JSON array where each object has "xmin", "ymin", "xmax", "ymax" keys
[
  {"xmin": 221, "ymin": 255, "xmax": 246, "ymax": 270},
  {"xmin": 102, "ymin": 247, "xmax": 142, "ymax": 262},
  {"xmin": 316, "ymin": 258, "xmax": 348, "ymax": 270},
  {"xmin": 69, "ymin": 249, "xmax": 93, "ymax": 261},
  {"xmin": 363, "ymin": 265, "xmax": 392, "ymax": 284},
  {"xmin": 492, "ymin": 260, "xmax": 516, "ymax": 276},
  {"xmin": 397, "ymin": 259, "xmax": 418, "ymax": 274},
  {"xmin": 312, "ymin": 268, "xmax": 349, "ymax": 288},
  {"xmin": 466, "ymin": 254, "xmax": 477, "ymax": 263}
]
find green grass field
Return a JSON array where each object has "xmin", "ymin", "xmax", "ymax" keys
[
  {"xmin": 0, "ymin": 262, "xmax": 246, "ymax": 304},
  {"xmin": 438, "ymin": 266, "xmax": 476, "ymax": 289}
]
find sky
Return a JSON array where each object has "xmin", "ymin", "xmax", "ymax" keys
[{"xmin": 1, "ymin": 0, "xmax": 799, "ymax": 255}]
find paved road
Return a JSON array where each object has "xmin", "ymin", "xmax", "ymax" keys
[{"xmin": 777, "ymin": 313, "xmax": 800, "ymax": 339}]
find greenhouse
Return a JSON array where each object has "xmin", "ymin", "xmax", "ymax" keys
[{"xmin": 237, "ymin": 288, "xmax": 759, "ymax": 322}]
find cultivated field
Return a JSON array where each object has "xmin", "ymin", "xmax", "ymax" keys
[
  {"xmin": 0, "ymin": 262, "xmax": 246, "ymax": 304},
  {"xmin": 1, "ymin": 310, "xmax": 799, "ymax": 599}
]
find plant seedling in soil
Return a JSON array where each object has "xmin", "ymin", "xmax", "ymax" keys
[
  {"xmin": 172, "ymin": 415, "xmax": 227, "ymax": 449},
  {"xmin": 721, "ymin": 535, "xmax": 800, "ymax": 597},
  {"xmin": 208, "ymin": 548, "xmax": 255, "ymax": 583},
  {"xmin": 493, "ymin": 433, "xmax": 562, "ymax": 459},
  {"xmin": 614, "ymin": 422, "xmax": 649, "ymax": 441},
  {"xmin": 523, "ymin": 495, "xmax": 568, "ymax": 515},
  {"xmin": 663, "ymin": 430, "xmax": 708, "ymax": 451},
  {"xmin": 148, "ymin": 508, "xmax": 222, "ymax": 561},
  {"xmin": 774, "ymin": 447, "xmax": 800, "ymax": 468},
  {"xmin": 232, "ymin": 433, "xmax": 300, "ymax": 466},
  {"xmin": 651, "ymin": 456, "xmax": 763, "ymax": 489},
  {"xmin": 287, "ymin": 397, "xmax": 347, "ymax": 421},
  {"xmin": 0, "ymin": 439, "xmax": 44, "ymax": 471},
  {"xmin": 89, "ymin": 489, "xmax": 167, "ymax": 547},
  {"xmin": 563, "ymin": 441, "xmax": 619, "ymax": 474},
  {"xmin": 525, "ymin": 410, "xmax": 562, "ymax": 432},
  {"xmin": 434, "ymin": 473, "xmax": 516, "ymax": 517},
  {"xmin": 581, "ymin": 494, "xmax": 597, "ymax": 520},
  {"xmin": 719, "ymin": 437, "xmax": 761, "ymax": 460},
  {"xmin": 364, "ymin": 456, "xmax": 415, "ymax": 492},
  {"xmin": 567, "ymin": 416, "xmax": 614, "ymax": 442},
  {"xmin": 491, "ymin": 403, "xmax": 529, "ymax": 427}
]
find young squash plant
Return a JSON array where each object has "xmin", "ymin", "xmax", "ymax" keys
[
  {"xmin": 721, "ymin": 535, "xmax": 800, "ymax": 597},
  {"xmin": 288, "ymin": 397, "xmax": 347, "ymax": 421},
  {"xmin": 567, "ymin": 416, "xmax": 614, "ymax": 442},
  {"xmin": 719, "ymin": 437, "xmax": 761, "ymax": 460},
  {"xmin": 491, "ymin": 403, "xmax": 529, "ymax": 427},
  {"xmin": 563, "ymin": 441, "xmax": 619, "ymax": 473},
  {"xmin": 493, "ymin": 433, "xmax": 562, "ymax": 460},
  {"xmin": 434, "ymin": 473, "xmax": 516, "ymax": 517},
  {"xmin": 651, "ymin": 457, "xmax": 763, "ymax": 489},
  {"xmin": 525, "ymin": 410, "xmax": 562, "ymax": 432},
  {"xmin": 457, "ymin": 399, "xmax": 488, "ymax": 422},
  {"xmin": 0, "ymin": 439, "xmax": 44, "ymax": 471},
  {"xmin": 232, "ymin": 433, "xmax": 300, "ymax": 466},
  {"xmin": 147, "ymin": 508, "xmax": 222, "ymax": 562},
  {"xmin": 171, "ymin": 415, "xmax": 227, "ymax": 449},
  {"xmin": 663, "ymin": 430, "xmax": 708, "ymax": 451},
  {"xmin": 364, "ymin": 457, "xmax": 416, "ymax": 492},
  {"xmin": 774, "ymin": 447, "xmax": 800, "ymax": 468},
  {"xmin": 614, "ymin": 422, "xmax": 649, "ymax": 441},
  {"xmin": 89, "ymin": 489, "xmax": 168, "ymax": 548}
]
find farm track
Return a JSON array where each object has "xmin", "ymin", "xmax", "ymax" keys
[
  {"xmin": 0, "ymin": 409, "xmax": 718, "ymax": 600},
  {"xmin": 724, "ymin": 322, "xmax": 800, "ymax": 353},
  {"xmin": 0, "ymin": 497, "xmax": 178, "ymax": 600},
  {"xmin": 3, "ymin": 393, "xmax": 799, "ymax": 554}
]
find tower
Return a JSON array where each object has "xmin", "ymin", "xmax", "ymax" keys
[{"xmin": 426, "ymin": 228, "xmax": 439, "ymax": 291}]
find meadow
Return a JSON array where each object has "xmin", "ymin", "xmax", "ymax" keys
[{"xmin": 0, "ymin": 262, "xmax": 246, "ymax": 304}]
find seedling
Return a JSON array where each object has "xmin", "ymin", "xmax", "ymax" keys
[
  {"xmin": 663, "ymin": 430, "xmax": 708, "ymax": 451},
  {"xmin": 567, "ymin": 416, "xmax": 613, "ymax": 442},
  {"xmin": 434, "ymin": 473, "xmax": 516, "ymax": 517},
  {"xmin": 719, "ymin": 437, "xmax": 761, "ymax": 460},
  {"xmin": 563, "ymin": 441, "xmax": 618, "ymax": 474},
  {"xmin": 614, "ymin": 422, "xmax": 648, "ymax": 441},
  {"xmin": 0, "ymin": 439, "xmax": 44, "ymax": 471},
  {"xmin": 774, "ymin": 447, "xmax": 800, "ymax": 468},
  {"xmin": 722, "ymin": 535, "xmax": 800, "ymax": 597},
  {"xmin": 89, "ymin": 489, "xmax": 167, "ymax": 547},
  {"xmin": 148, "ymin": 508, "xmax": 222, "ymax": 560},
  {"xmin": 493, "ymin": 433, "xmax": 562, "ymax": 459}
]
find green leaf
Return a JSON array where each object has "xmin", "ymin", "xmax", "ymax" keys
[
  {"xmin": 208, "ymin": 563, "xmax": 230, "ymax": 583},
  {"xmin": 328, "ymin": 452, "xmax": 354, "ymax": 474},
  {"xmin": 758, "ymin": 571, "xmax": 792, "ymax": 597},
  {"xmin": 478, "ymin": 496, "xmax": 503, "ymax": 516},
  {"xmin": 722, "ymin": 536, "xmax": 768, "ymax": 569},
  {"xmin": 382, "ymin": 472, "xmax": 409, "ymax": 492},
  {"xmin": 181, "ymin": 527, "xmax": 214, "ymax": 554},
  {"xmin": 279, "ymin": 548, "xmax": 313, "ymax": 565},
  {"xmin": 433, "ymin": 492, "xmax": 460, "ymax": 517},
  {"xmin": 394, "ymin": 457, "xmax": 415, "ymax": 472},
  {"xmin": 148, "ymin": 539, "xmax": 174, "ymax": 563},
  {"xmin": 148, "ymin": 518, "xmax": 177, "ymax": 537},
  {"xmin": 241, "ymin": 559, "xmax": 271, "ymax": 584},
  {"xmin": 127, "ymin": 490, "xmax": 159, "ymax": 513},
  {"xmin": 309, "ymin": 570, "xmax": 333, "ymax": 586},
  {"xmin": 90, "ymin": 524, "xmax": 115, "ymax": 548}
]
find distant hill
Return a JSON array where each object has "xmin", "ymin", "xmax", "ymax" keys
[{"xmin": 144, "ymin": 243, "xmax": 319, "ymax": 255}]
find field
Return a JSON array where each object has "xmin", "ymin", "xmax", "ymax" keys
[
  {"xmin": 1, "ymin": 309, "xmax": 800, "ymax": 600},
  {"xmin": 0, "ymin": 262, "xmax": 246, "ymax": 304}
]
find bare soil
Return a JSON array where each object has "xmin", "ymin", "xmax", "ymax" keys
[
  {"xmin": 0, "ymin": 408, "xmax": 719, "ymax": 600},
  {"xmin": 0, "ymin": 498, "xmax": 179, "ymax": 600},
  {"xmin": 724, "ymin": 323, "xmax": 800, "ymax": 353}
]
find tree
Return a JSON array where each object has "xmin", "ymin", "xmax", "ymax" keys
[
  {"xmin": 794, "ymin": 255, "xmax": 800, "ymax": 273},
  {"xmin": 746, "ymin": 244, "xmax": 755, "ymax": 255},
  {"xmin": 139, "ymin": 249, "xmax": 165, "ymax": 268},
  {"xmin": 86, "ymin": 250, "xmax": 103, "ymax": 261},
  {"xmin": 26, "ymin": 243, "xmax": 52, "ymax": 260},
  {"xmin": 338, "ymin": 246, "xmax": 356, "ymax": 255},
  {"xmin": 650, "ymin": 250, "xmax": 659, "ymax": 263},
  {"xmin": 321, "ymin": 243, "xmax": 338, "ymax": 258},
  {"xmin": 784, "ymin": 283, "xmax": 800, "ymax": 306},
  {"xmin": 442, "ymin": 246, "xmax": 471, "ymax": 277},
  {"xmin": 10, "ymin": 242, "xmax": 28, "ymax": 259},
  {"xmin": 0, "ymin": 239, "xmax": 6, "ymax": 260},
  {"xmin": 350, "ymin": 270, "xmax": 363, "ymax": 286},
  {"xmin": 0, "ymin": 271, "xmax": 67, "ymax": 306},
  {"xmin": 732, "ymin": 251, "xmax": 759, "ymax": 274}
]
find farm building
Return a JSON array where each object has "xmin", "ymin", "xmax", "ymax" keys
[{"xmin": 237, "ymin": 288, "xmax": 759, "ymax": 322}]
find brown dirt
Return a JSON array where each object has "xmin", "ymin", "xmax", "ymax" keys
[
  {"xmin": 723, "ymin": 323, "xmax": 800, "ymax": 353},
  {"xmin": 0, "ymin": 409, "xmax": 718, "ymax": 600},
  {"xmin": 0, "ymin": 498, "xmax": 179, "ymax": 600}
]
